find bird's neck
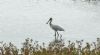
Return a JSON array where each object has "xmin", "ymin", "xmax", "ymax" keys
[{"xmin": 49, "ymin": 21, "xmax": 52, "ymax": 26}]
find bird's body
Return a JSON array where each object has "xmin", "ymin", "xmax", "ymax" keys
[
  {"xmin": 50, "ymin": 24, "xmax": 64, "ymax": 31},
  {"xmin": 46, "ymin": 18, "xmax": 64, "ymax": 40}
]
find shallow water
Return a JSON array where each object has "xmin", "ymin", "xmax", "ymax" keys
[{"xmin": 0, "ymin": 0, "xmax": 100, "ymax": 48}]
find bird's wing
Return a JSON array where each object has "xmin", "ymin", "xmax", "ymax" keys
[{"xmin": 51, "ymin": 24, "xmax": 64, "ymax": 31}]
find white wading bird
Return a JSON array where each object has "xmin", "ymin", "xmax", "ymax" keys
[{"xmin": 46, "ymin": 17, "xmax": 64, "ymax": 40}]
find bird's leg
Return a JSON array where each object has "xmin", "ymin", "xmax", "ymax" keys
[
  {"xmin": 55, "ymin": 31, "xmax": 57, "ymax": 40},
  {"xmin": 57, "ymin": 31, "xmax": 59, "ymax": 40}
]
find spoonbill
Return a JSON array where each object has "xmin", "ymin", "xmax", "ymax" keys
[{"xmin": 46, "ymin": 17, "xmax": 64, "ymax": 40}]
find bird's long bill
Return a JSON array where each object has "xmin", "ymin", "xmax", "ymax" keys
[{"xmin": 46, "ymin": 20, "xmax": 50, "ymax": 24}]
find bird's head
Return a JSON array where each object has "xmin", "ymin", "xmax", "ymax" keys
[{"xmin": 46, "ymin": 17, "xmax": 53, "ymax": 24}]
